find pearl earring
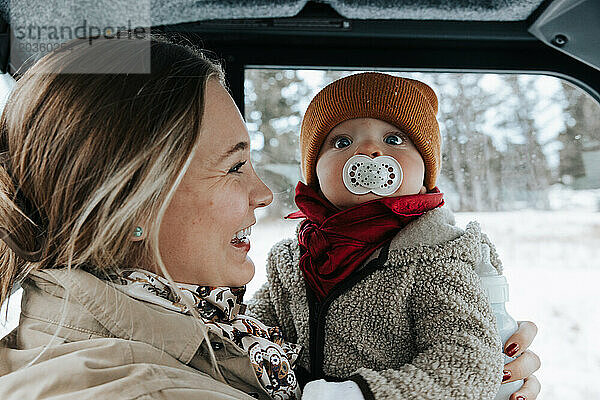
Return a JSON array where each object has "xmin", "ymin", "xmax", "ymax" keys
[{"xmin": 133, "ymin": 226, "xmax": 143, "ymax": 237}]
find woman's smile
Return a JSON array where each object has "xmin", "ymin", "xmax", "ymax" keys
[{"xmin": 231, "ymin": 224, "xmax": 253, "ymax": 252}]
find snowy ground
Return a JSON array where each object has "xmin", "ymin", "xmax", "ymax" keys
[
  {"xmin": 2, "ymin": 210, "xmax": 599, "ymax": 399},
  {"xmin": 453, "ymin": 211, "xmax": 600, "ymax": 400}
]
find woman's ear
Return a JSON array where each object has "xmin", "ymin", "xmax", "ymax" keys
[
  {"xmin": 131, "ymin": 226, "xmax": 146, "ymax": 242},
  {"xmin": 419, "ymin": 186, "xmax": 427, "ymax": 194}
]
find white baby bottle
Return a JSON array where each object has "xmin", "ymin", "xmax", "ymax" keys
[{"xmin": 476, "ymin": 244, "xmax": 524, "ymax": 400}]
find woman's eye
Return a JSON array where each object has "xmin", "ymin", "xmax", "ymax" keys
[
  {"xmin": 228, "ymin": 161, "xmax": 246, "ymax": 174},
  {"xmin": 334, "ymin": 137, "xmax": 352, "ymax": 149},
  {"xmin": 384, "ymin": 134, "xmax": 403, "ymax": 145}
]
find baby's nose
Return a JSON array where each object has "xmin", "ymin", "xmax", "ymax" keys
[{"xmin": 355, "ymin": 141, "xmax": 383, "ymax": 158}]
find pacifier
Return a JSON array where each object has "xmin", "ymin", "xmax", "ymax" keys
[{"xmin": 342, "ymin": 155, "xmax": 403, "ymax": 196}]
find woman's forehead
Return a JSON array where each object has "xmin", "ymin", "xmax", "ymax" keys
[{"xmin": 197, "ymin": 80, "xmax": 250, "ymax": 164}]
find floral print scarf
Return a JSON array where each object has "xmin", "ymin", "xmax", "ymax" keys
[{"xmin": 110, "ymin": 269, "xmax": 302, "ymax": 400}]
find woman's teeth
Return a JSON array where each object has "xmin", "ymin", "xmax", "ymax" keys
[{"xmin": 232, "ymin": 226, "xmax": 252, "ymax": 242}]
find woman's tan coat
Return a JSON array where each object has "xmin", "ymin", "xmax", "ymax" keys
[{"xmin": 0, "ymin": 268, "xmax": 270, "ymax": 400}]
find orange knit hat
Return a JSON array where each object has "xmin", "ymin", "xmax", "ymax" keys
[{"xmin": 300, "ymin": 72, "xmax": 441, "ymax": 191}]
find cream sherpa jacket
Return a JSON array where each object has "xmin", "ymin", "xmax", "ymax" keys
[{"xmin": 247, "ymin": 207, "xmax": 505, "ymax": 400}]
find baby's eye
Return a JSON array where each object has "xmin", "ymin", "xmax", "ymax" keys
[
  {"xmin": 384, "ymin": 134, "xmax": 404, "ymax": 145},
  {"xmin": 334, "ymin": 137, "xmax": 352, "ymax": 149}
]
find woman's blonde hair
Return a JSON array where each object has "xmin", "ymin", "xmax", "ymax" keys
[{"xmin": 0, "ymin": 32, "xmax": 224, "ymax": 310}]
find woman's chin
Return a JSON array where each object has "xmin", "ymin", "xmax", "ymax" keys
[{"xmin": 225, "ymin": 254, "xmax": 255, "ymax": 287}]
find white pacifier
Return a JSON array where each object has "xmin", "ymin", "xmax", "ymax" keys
[{"xmin": 342, "ymin": 155, "xmax": 403, "ymax": 196}]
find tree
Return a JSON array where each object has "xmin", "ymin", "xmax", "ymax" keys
[
  {"xmin": 433, "ymin": 74, "xmax": 504, "ymax": 211},
  {"xmin": 557, "ymin": 81, "xmax": 600, "ymax": 182},
  {"xmin": 493, "ymin": 75, "xmax": 553, "ymax": 209},
  {"xmin": 245, "ymin": 70, "xmax": 312, "ymax": 218}
]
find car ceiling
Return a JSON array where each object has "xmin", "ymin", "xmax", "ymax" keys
[
  {"xmin": 0, "ymin": 0, "xmax": 547, "ymax": 28},
  {"xmin": 0, "ymin": 0, "xmax": 598, "ymax": 105}
]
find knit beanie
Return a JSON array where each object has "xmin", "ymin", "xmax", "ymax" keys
[{"xmin": 300, "ymin": 72, "xmax": 441, "ymax": 191}]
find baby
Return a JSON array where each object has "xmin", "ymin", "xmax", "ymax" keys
[{"xmin": 248, "ymin": 72, "xmax": 505, "ymax": 399}]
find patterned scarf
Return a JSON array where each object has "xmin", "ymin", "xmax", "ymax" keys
[
  {"xmin": 110, "ymin": 269, "xmax": 301, "ymax": 400},
  {"xmin": 286, "ymin": 181, "xmax": 444, "ymax": 300}
]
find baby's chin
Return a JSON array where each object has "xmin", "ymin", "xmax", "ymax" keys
[
  {"xmin": 331, "ymin": 192, "xmax": 387, "ymax": 210},
  {"xmin": 332, "ymin": 189, "xmax": 422, "ymax": 210}
]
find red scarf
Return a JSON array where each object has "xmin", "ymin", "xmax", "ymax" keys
[{"xmin": 286, "ymin": 182, "xmax": 444, "ymax": 300}]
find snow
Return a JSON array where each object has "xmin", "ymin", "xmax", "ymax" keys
[
  {"xmin": 2, "ymin": 209, "xmax": 599, "ymax": 399},
  {"xmin": 453, "ymin": 211, "xmax": 600, "ymax": 399}
]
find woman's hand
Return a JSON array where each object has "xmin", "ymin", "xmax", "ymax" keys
[{"xmin": 502, "ymin": 320, "xmax": 541, "ymax": 400}]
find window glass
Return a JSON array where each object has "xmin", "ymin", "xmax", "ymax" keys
[{"xmin": 245, "ymin": 69, "xmax": 600, "ymax": 400}]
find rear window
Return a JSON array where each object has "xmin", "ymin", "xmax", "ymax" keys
[{"xmin": 244, "ymin": 69, "xmax": 600, "ymax": 400}]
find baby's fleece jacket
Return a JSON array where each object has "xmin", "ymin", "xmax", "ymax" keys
[{"xmin": 247, "ymin": 206, "xmax": 505, "ymax": 400}]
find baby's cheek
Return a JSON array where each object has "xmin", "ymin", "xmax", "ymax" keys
[
  {"xmin": 320, "ymin": 180, "xmax": 343, "ymax": 201},
  {"xmin": 396, "ymin": 173, "xmax": 425, "ymax": 195}
]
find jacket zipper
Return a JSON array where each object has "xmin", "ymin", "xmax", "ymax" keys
[{"xmin": 306, "ymin": 242, "xmax": 391, "ymax": 380}]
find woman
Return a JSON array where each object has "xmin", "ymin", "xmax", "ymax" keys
[{"xmin": 0, "ymin": 33, "xmax": 540, "ymax": 399}]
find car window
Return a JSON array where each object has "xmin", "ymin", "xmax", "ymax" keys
[{"xmin": 244, "ymin": 69, "xmax": 600, "ymax": 400}]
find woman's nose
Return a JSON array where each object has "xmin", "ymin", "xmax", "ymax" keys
[
  {"xmin": 355, "ymin": 140, "xmax": 383, "ymax": 158},
  {"xmin": 251, "ymin": 173, "xmax": 274, "ymax": 208}
]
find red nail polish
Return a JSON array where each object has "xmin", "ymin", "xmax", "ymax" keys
[
  {"xmin": 516, "ymin": 396, "xmax": 526, "ymax": 400},
  {"xmin": 502, "ymin": 370, "xmax": 511, "ymax": 382},
  {"xmin": 505, "ymin": 343, "xmax": 519, "ymax": 357}
]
